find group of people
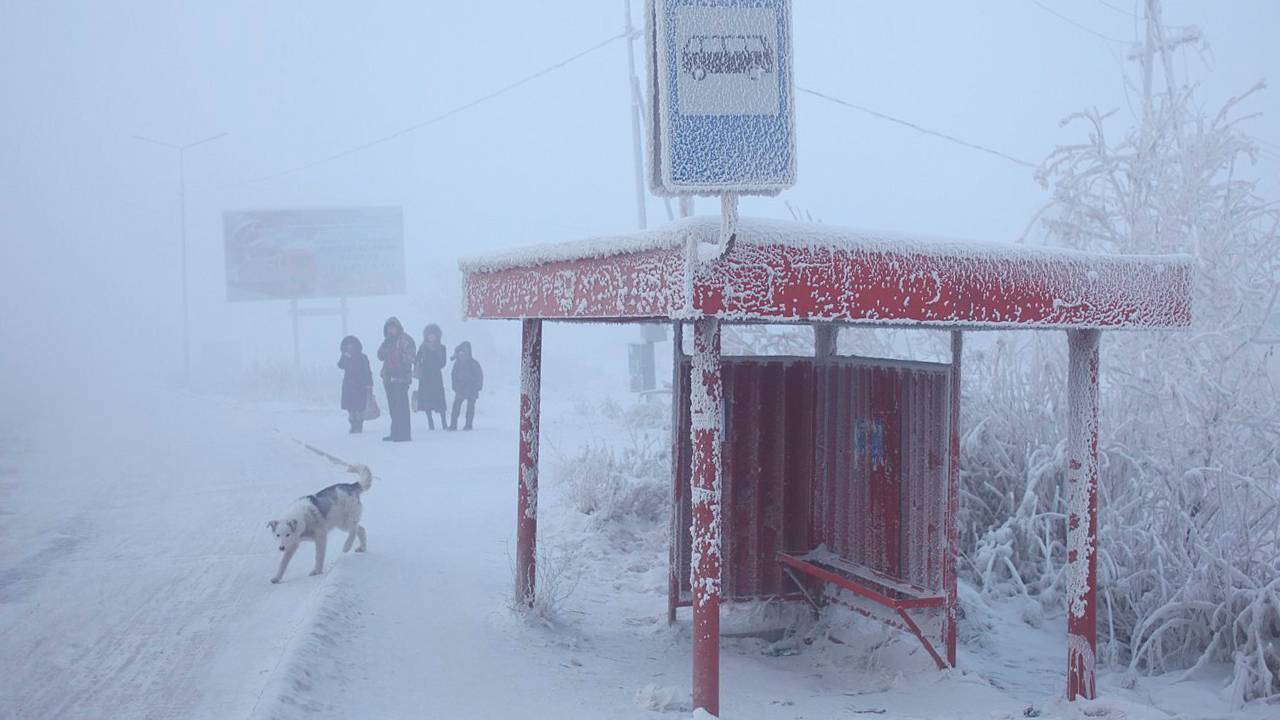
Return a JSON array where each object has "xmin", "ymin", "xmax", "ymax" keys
[{"xmin": 338, "ymin": 317, "xmax": 484, "ymax": 442}]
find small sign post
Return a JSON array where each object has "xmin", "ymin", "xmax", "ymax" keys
[{"xmin": 647, "ymin": 0, "xmax": 795, "ymax": 196}]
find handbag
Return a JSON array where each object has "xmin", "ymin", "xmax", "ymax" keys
[
  {"xmin": 363, "ymin": 387, "xmax": 381, "ymax": 421},
  {"xmin": 411, "ymin": 390, "xmax": 420, "ymax": 413}
]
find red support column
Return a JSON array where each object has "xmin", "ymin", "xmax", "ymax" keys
[
  {"xmin": 690, "ymin": 318, "xmax": 723, "ymax": 717},
  {"xmin": 515, "ymin": 319, "xmax": 543, "ymax": 607},
  {"xmin": 1066, "ymin": 329, "xmax": 1101, "ymax": 700},
  {"xmin": 945, "ymin": 330, "xmax": 962, "ymax": 668},
  {"xmin": 668, "ymin": 320, "xmax": 684, "ymax": 625}
]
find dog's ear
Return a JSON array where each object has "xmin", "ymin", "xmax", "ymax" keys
[
  {"xmin": 287, "ymin": 519, "xmax": 298, "ymax": 532},
  {"xmin": 268, "ymin": 520, "xmax": 278, "ymax": 531}
]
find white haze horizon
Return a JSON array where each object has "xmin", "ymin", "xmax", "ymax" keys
[{"xmin": 2, "ymin": 0, "xmax": 1277, "ymax": 403}]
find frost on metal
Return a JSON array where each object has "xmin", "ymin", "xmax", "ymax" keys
[
  {"xmin": 688, "ymin": 320, "xmax": 723, "ymax": 605},
  {"xmin": 1067, "ymin": 633, "xmax": 1098, "ymax": 698},
  {"xmin": 1064, "ymin": 330, "xmax": 1100, "ymax": 622},
  {"xmin": 455, "ymin": 218, "xmax": 712, "ymax": 321},
  {"xmin": 460, "ymin": 217, "xmax": 1193, "ymax": 329},
  {"xmin": 518, "ymin": 321, "xmax": 543, "ymax": 521},
  {"xmin": 692, "ymin": 218, "xmax": 1192, "ymax": 327}
]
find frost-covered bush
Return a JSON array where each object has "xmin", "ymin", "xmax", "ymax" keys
[
  {"xmin": 962, "ymin": 80, "xmax": 1280, "ymax": 704},
  {"xmin": 558, "ymin": 429, "xmax": 669, "ymax": 525},
  {"xmin": 508, "ymin": 545, "xmax": 580, "ymax": 626}
]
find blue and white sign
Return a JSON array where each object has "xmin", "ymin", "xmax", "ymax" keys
[{"xmin": 647, "ymin": 0, "xmax": 796, "ymax": 195}]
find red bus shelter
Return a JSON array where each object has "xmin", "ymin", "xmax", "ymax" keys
[{"xmin": 460, "ymin": 216, "xmax": 1192, "ymax": 716}]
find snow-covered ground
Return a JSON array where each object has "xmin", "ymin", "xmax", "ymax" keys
[{"xmin": 0, "ymin": 383, "xmax": 1268, "ymax": 719}]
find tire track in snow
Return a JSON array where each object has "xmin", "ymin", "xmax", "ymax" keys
[{"xmin": 0, "ymin": 394, "xmax": 364, "ymax": 720}]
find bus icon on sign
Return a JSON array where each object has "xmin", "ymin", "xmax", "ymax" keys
[{"xmin": 681, "ymin": 34, "xmax": 774, "ymax": 81}]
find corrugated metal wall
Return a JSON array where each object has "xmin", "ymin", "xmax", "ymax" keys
[{"xmin": 674, "ymin": 356, "xmax": 949, "ymax": 604}]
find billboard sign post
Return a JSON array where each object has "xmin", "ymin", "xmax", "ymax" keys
[
  {"xmin": 647, "ymin": 0, "xmax": 795, "ymax": 196},
  {"xmin": 223, "ymin": 206, "xmax": 405, "ymax": 366}
]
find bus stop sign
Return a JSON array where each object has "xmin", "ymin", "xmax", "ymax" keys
[{"xmin": 647, "ymin": 0, "xmax": 795, "ymax": 196}]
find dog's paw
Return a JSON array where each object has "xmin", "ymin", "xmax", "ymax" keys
[
  {"xmin": 355, "ymin": 547, "xmax": 367, "ymax": 553},
  {"xmin": 309, "ymin": 569, "xmax": 323, "ymax": 576},
  {"xmin": 270, "ymin": 577, "xmax": 281, "ymax": 584}
]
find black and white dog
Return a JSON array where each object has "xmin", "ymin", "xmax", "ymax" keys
[{"xmin": 268, "ymin": 464, "xmax": 372, "ymax": 583}]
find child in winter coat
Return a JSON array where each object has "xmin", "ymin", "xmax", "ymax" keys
[
  {"xmin": 414, "ymin": 324, "xmax": 448, "ymax": 430},
  {"xmin": 449, "ymin": 341, "xmax": 483, "ymax": 431},
  {"xmin": 338, "ymin": 335, "xmax": 373, "ymax": 433}
]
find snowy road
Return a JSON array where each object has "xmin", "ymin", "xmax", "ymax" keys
[
  {"xmin": 1, "ymin": 388, "xmax": 1262, "ymax": 719},
  {"xmin": 0, "ymin": 394, "xmax": 358, "ymax": 720}
]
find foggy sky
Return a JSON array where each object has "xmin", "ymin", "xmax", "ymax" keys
[{"xmin": 2, "ymin": 1, "xmax": 1277, "ymax": 394}]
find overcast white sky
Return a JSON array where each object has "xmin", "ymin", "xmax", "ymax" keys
[{"xmin": 2, "ymin": 1, "xmax": 1277, "ymax": 384}]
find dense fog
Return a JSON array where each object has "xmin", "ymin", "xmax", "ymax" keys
[
  {"xmin": 3, "ymin": 1, "xmax": 1275, "ymax": 404},
  {"xmin": 2, "ymin": 2, "xmax": 1278, "ymax": 718}
]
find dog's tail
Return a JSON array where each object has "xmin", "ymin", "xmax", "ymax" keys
[{"xmin": 349, "ymin": 464, "xmax": 373, "ymax": 492}]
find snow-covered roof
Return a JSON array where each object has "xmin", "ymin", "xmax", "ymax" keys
[{"xmin": 459, "ymin": 216, "xmax": 1193, "ymax": 330}]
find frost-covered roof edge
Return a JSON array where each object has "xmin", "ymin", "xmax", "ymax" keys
[
  {"xmin": 458, "ymin": 217, "xmax": 702, "ymax": 274},
  {"xmin": 458, "ymin": 216, "xmax": 1195, "ymax": 274}
]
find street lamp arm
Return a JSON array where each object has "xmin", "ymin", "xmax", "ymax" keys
[
  {"xmin": 183, "ymin": 132, "xmax": 229, "ymax": 150},
  {"xmin": 132, "ymin": 134, "xmax": 181, "ymax": 150},
  {"xmin": 132, "ymin": 132, "xmax": 229, "ymax": 151}
]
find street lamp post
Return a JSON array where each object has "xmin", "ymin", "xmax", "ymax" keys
[{"xmin": 133, "ymin": 132, "xmax": 227, "ymax": 386}]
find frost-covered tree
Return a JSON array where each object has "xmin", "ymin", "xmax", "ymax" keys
[{"xmin": 963, "ymin": 71, "xmax": 1280, "ymax": 704}]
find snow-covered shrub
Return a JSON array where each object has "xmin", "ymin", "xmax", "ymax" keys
[
  {"xmin": 633, "ymin": 683, "xmax": 689, "ymax": 713},
  {"xmin": 722, "ymin": 324, "xmax": 811, "ymax": 356},
  {"xmin": 558, "ymin": 428, "xmax": 669, "ymax": 525},
  {"xmin": 621, "ymin": 397, "xmax": 669, "ymax": 430},
  {"xmin": 962, "ymin": 78, "xmax": 1280, "ymax": 704},
  {"xmin": 508, "ymin": 544, "xmax": 580, "ymax": 626},
  {"xmin": 960, "ymin": 333, "xmax": 1068, "ymax": 602}
]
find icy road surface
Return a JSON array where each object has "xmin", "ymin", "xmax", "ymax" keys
[{"xmin": 0, "ymin": 388, "xmax": 1264, "ymax": 719}]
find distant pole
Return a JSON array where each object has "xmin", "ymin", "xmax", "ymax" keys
[
  {"xmin": 1141, "ymin": 0, "xmax": 1155, "ymax": 122},
  {"xmin": 133, "ymin": 131, "xmax": 228, "ymax": 385},
  {"xmin": 290, "ymin": 299, "xmax": 301, "ymax": 368},
  {"xmin": 625, "ymin": 0, "xmax": 648, "ymax": 230},
  {"xmin": 179, "ymin": 150, "xmax": 190, "ymax": 383}
]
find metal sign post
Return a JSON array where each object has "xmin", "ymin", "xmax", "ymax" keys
[
  {"xmin": 290, "ymin": 299, "xmax": 353, "ymax": 368},
  {"xmin": 644, "ymin": 3, "xmax": 795, "ymax": 714}
]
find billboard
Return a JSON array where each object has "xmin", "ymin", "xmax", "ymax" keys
[
  {"xmin": 223, "ymin": 206, "xmax": 405, "ymax": 301},
  {"xmin": 647, "ymin": 0, "xmax": 796, "ymax": 195}
]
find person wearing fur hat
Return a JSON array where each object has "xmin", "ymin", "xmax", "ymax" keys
[
  {"xmin": 338, "ymin": 335, "xmax": 372, "ymax": 433},
  {"xmin": 448, "ymin": 340, "xmax": 483, "ymax": 431},
  {"xmin": 377, "ymin": 316, "xmax": 416, "ymax": 442},
  {"xmin": 414, "ymin": 323, "xmax": 448, "ymax": 430}
]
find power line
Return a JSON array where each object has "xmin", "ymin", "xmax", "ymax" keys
[
  {"xmin": 1026, "ymin": 0, "xmax": 1131, "ymax": 45},
  {"xmin": 1092, "ymin": 0, "xmax": 1195, "ymax": 30},
  {"xmin": 1093, "ymin": 0, "xmax": 1139, "ymax": 20},
  {"xmin": 797, "ymin": 86, "xmax": 1038, "ymax": 169},
  {"xmin": 204, "ymin": 31, "xmax": 627, "ymax": 192}
]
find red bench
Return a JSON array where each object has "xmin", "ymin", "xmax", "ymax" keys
[{"xmin": 778, "ymin": 549, "xmax": 950, "ymax": 669}]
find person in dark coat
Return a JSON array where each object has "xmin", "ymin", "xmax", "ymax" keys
[
  {"xmin": 414, "ymin": 324, "xmax": 448, "ymax": 430},
  {"xmin": 377, "ymin": 316, "xmax": 416, "ymax": 442},
  {"xmin": 449, "ymin": 341, "xmax": 483, "ymax": 431},
  {"xmin": 338, "ymin": 335, "xmax": 373, "ymax": 433}
]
